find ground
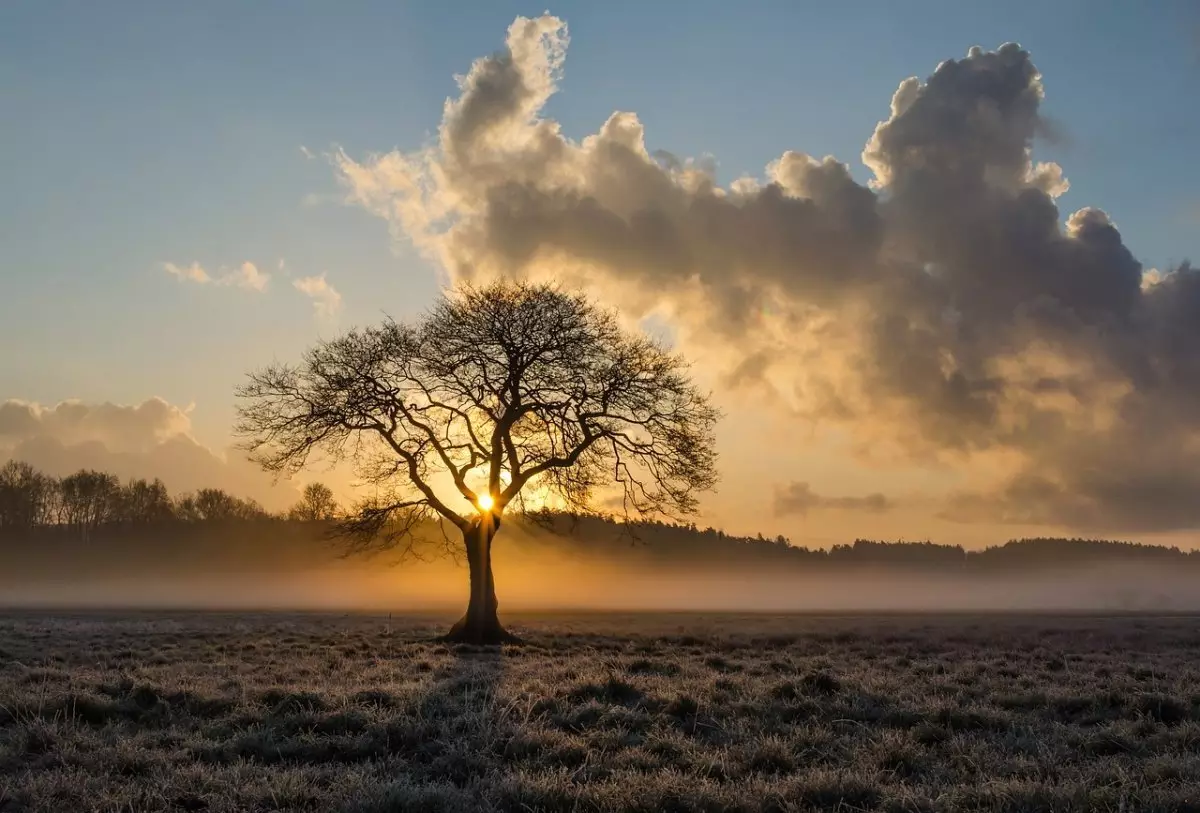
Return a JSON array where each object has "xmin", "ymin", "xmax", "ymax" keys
[{"xmin": 1, "ymin": 612, "xmax": 1199, "ymax": 812}]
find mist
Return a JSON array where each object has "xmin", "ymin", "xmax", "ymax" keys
[{"xmin": 2, "ymin": 520, "xmax": 1194, "ymax": 613}]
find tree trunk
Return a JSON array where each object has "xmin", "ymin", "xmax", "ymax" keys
[{"xmin": 442, "ymin": 517, "xmax": 518, "ymax": 644}]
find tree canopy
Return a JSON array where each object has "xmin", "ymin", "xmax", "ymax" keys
[{"xmin": 237, "ymin": 281, "xmax": 719, "ymax": 550}]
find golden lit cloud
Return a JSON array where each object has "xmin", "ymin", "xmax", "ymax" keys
[
  {"xmin": 293, "ymin": 273, "xmax": 343, "ymax": 322},
  {"xmin": 332, "ymin": 17, "xmax": 1200, "ymax": 533},
  {"xmin": 163, "ymin": 260, "xmax": 269, "ymax": 292}
]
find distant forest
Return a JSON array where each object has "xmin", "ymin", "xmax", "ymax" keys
[
  {"xmin": 0, "ymin": 460, "xmax": 336, "ymax": 534},
  {"xmin": 1, "ymin": 459, "xmax": 1198, "ymax": 573}
]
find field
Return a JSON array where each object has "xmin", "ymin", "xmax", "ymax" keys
[{"xmin": 1, "ymin": 612, "xmax": 1199, "ymax": 812}]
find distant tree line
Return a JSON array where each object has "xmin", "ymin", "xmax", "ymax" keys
[
  {"xmin": 0, "ymin": 461, "xmax": 339, "ymax": 540},
  {"xmin": 525, "ymin": 512, "xmax": 1200, "ymax": 571},
  {"xmin": 3, "ymin": 461, "xmax": 1196, "ymax": 571}
]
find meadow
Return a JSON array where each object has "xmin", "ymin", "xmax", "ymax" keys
[{"xmin": 1, "ymin": 612, "xmax": 1198, "ymax": 812}]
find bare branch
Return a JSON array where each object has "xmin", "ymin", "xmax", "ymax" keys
[{"xmin": 236, "ymin": 279, "xmax": 720, "ymax": 558}]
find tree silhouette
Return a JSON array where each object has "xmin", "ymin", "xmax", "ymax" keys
[
  {"xmin": 57, "ymin": 469, "xmax": 120, "ymax": 539},
  {"xmin": 290, "ymin": 482, "xmax": 339, "ymax": 522},
  {"xmin": 0, "ymin": 461, "xmax": 56, "ymax": 530},
  {"xmin": 115, "ymin": 478, "xmax": 176, "ymax": 524},
  {"xmin": 236, "ymin": 281, "xmax": 720, "ymax": 643}
]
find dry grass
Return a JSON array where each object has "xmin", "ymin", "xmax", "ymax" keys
[{"xmin": 2, "ymin": 612, "xmax": 1199, "ymax": 812}]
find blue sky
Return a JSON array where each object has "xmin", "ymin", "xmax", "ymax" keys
[{"xmin": 1, "ymin": 1, "xmax": 1197, "ymax": 539}]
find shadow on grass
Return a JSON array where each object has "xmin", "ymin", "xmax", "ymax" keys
[{"xmin": 344, "ymin": 644, "xmax": 511, "ymax": 812}]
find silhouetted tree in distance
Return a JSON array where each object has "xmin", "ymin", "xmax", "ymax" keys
[
  {"xmin": 173, "ymin": 493, "xmax": 202, "ymax": 522},
  {"xmin": 236, "ymin": 281, "xmax": 720, "ymax": 643},
  {"xmin": 57, "ymin": 469, "xmax": 120, "ymax": 539},
  {"xmin": 114, "ymin": 478, "xmax": 176, "ymax": 525},
  {"xmin": 192, "ymin": 488, "xmax": 268, "ymax": 522},
  {"xmin": 0, "ymin": 461, "xmax": 56, "ymax": 530},
  {"xmin": 289, "ymin": 482, "xmax": 339, "ymax": 522}
]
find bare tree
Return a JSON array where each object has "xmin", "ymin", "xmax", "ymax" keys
[
  {"xmin": 174, "ymin": 493, "xmax": 202, "ymax": 522},
  {"xmin": 237, "ymin": 281, "xmax": 719, "ymax": 643},
  {"xmin": 58, "ymin": 469, "xmax": 120, "ymax": 540},
  {"xmin": 115, "ymin": 478, "xmax": 176, "ymax": 524},
  {"xmin": 0, "ymin": 461, "xmax": 57, "ymax": 531},
  {"xmin": 289, "ymin": 482, "xmax": 339, "ymax": 522},
  {"xmin": 193, "ymin": 488, "xmax": 267, "ymax": 521}
]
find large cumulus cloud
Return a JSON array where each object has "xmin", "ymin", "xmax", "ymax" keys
[
  {"xmin": 335, "ymin": 16, "xmax": 1198, "ymax": 533},
  {"xmin": 0, "ymin": 398, "xmax": 296, "ymax": 510}
]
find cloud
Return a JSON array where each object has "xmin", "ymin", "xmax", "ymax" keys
[
  {"xmin": 165, "ymin": 258, "xmax": 342, "ymax": 324},
  {"xmin": 0, "ymin": 397, "xmax": 191, "ymax": 452},
  {"xmin": 774, "ymin": 482, "xmax": 891, "ymax": 517},
  {"xmin": 940, "ymin": 466, "xmax": 1200, "ymax": 533},
  {"xmin": 163, "ymin": 261, "xmax": 211, "ymax": 284},
  {"xmin": 293, "ymin": 273, "xmax": 343, "ymax": 321},
  {"xmin": 163, "ymin": 260, "xmax": 269, "ymax": 291},
  {"xmin": 333, "ymin": 17, "xmax": 1198, "ymax": 533},
  {"xmin": 0, "ymin": 397, "xmax": 296, "ymax": 510},
  {"xmin": 225, "ymin": 261, "xmax": 269, "ymax": 291}
]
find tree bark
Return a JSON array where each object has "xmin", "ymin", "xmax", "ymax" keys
[{"xmin": 441, "ymin": 517, "xmax": 518, "ymax": 644}]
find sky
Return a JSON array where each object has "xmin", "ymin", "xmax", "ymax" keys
[{"xmin": 1, "ymin": 1, "xmax": 1198, "ymax": 547}]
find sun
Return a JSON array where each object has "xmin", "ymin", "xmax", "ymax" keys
[{"xmin": 476, "ymin": 493, "xmax": 495, "ymax": 512}]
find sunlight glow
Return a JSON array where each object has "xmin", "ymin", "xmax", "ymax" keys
[{"xmin": 477, "ymin": 493, "xmax": 495, "ymax": 512}]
